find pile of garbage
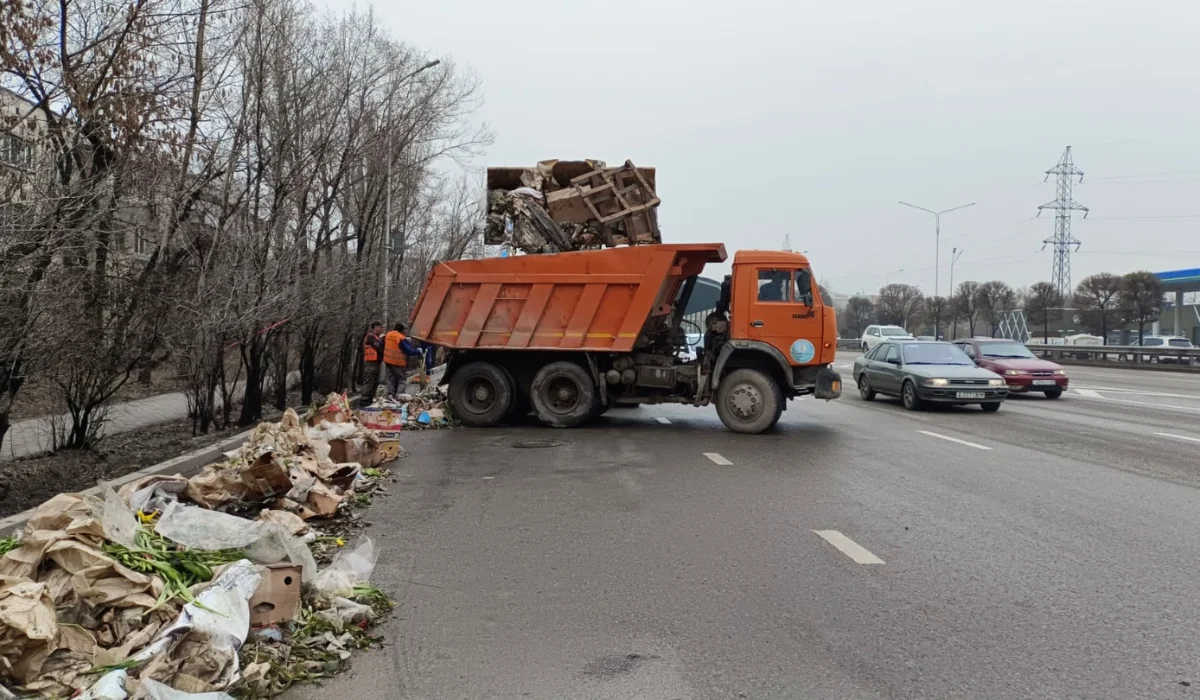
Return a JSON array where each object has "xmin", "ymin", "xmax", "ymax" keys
[
  {"xmin": 0, "ymin": 394, "xmax": 399, "ymax": 699},
  {"xmin": 484, "ymin": 159, "xmax": 661, "ymax": 254},
  {"xmin": 357, "ymin": 384, "xmax": 455, "ymax": 433}
]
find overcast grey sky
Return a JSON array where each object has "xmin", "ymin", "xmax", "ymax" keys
[{"xmin": 331, "ymin": 0, "xmax": 1200, "ymax": 296}]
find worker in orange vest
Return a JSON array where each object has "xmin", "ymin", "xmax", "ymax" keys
[
  {"xmin": 361, "ymin": 321, "xmax": 384, "ymax": 400},
  {"xmin": 383, "ymin": 322, "xmax": 418, "ymax": 398}
]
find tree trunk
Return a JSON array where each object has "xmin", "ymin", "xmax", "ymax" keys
[
  {"xmin": 0, "ymin": 412, "xmax": 9, "ymax": 458},
  {"xmin": 273, "ymin": 335, "xmax": 288, "ymax": 412},
  {"xmin": 300, "ymin": 334, "xmax": 317, "ymax": 406},
  {"xmin": 239, "ymin": 342, "xmax": 266, "ymax": 426}
]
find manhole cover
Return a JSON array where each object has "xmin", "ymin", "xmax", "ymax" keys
[{"xmin": 510, "ymin": 439, "xmax": 563, "ymax": 449}]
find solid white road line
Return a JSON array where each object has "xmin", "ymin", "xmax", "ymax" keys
[
  {"xmin": 917, "ymin": 430, "xmax": 992, "ymax": 451},
  {"xmin": 1074, "ymin": 385, "xmax": 1200, "ymax": 400},
  {"xmin": 703, "ymin": 452, "xmax": 733, "ymax": 466},
  {"xmin": 656, "ymin": 416, "xmax": 672, "ymax": 424},
  {"xmin": 814, "ymin": 530, "xmax": 885, "ymax": 565},
  {"xmin": 1155, "ymin": 432, "xmax": 1200, "ymax": 444},
  {"xmin": 1071, "ymin": 393, "xmax": 1200, "ymax": 414},
  {"xmin": 1074, "ymin": 388, "xmax": 1104, "ymax": 398}
]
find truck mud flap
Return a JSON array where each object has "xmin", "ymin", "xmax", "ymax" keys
[{"xmin": 814, "ymin": 366, "xmax": 842, "ymax": 400}]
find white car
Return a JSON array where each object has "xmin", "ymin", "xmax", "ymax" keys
[
  {"xmin": 1135, "ymin": 335, "xmax": 1194, "ymax": 365},
  {"xmin": 861, "ymin": 325, "xmax": 914, "ymax": 352}
]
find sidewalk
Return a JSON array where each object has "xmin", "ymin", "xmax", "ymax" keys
[{"xmin": 2, "ymin": 371, "xmax": 300, "ymax": 462}]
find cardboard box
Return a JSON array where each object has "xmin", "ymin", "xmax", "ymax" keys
[
  {"xmin": 249, "ymin": 563, "xmax": 302, "ymax": 626},
  {"xmin": 356, "ymin": 407, "xmax": 403, "ymax": 436},
  {"xmin": 546, "ymin": 188, "xmax": 594, "ymax": 223}
]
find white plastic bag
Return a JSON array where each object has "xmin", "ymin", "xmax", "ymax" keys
[
  {"xmin": 155, "ymin": 502, "xmax": 264, "ymax": 550},
  {"xmin": 312, "ymin": 537, "xmax": 378, "ymax": 596}
]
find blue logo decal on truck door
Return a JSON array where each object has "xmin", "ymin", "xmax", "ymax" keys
[{"xmin": 790, "ymin": 339, "xmax": 815, "ymax": 363}]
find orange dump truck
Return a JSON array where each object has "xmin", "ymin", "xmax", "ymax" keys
[{"xmin": 408, "ymin": 243, "xmax": 842, "ymax": 433}]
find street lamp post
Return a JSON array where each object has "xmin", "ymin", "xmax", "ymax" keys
[
  {"xmin": 898, "ymin": 200, "xmax": 975, "ymax": 340},
  {"xmin": 884, "ymin": 268, "xmax": 904, "ymax": 286},
  {"xmin": 949, "ymin": 247, "xmax": 965, "ymax": 338}
]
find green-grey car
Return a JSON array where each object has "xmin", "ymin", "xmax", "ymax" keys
[{"xmin": 853, "ymin": 340, "xmax": 1008, "ymax": 412}]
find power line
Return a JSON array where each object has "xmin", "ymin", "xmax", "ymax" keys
[{"xmin": 1038, "ymin": 146, "xmax": 1088, "ymax": 298}]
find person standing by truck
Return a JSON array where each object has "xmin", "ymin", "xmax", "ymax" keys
[
  {"xmin": 361, "ymin": 321, "xmax": 384, "ymax": 400},
  {"xmin": 383, "ymin": 322, "xmax": 418, "ymax": 397}
]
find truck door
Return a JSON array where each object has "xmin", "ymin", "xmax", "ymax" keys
[{"xmin": 746, "ymin": 267, "xmax": 824, "ymax": 365}]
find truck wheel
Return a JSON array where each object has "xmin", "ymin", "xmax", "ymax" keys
[
  {"xmin": 715, "ymin": 369, "xmax": 782, "ymax": 434},
  {"xmin": 531, "ymin": 361, "xmax": 596, "ymax": 428},
  {"xmin": 449, "ymin": 362, "xmax": 514, "ymax": 427}
]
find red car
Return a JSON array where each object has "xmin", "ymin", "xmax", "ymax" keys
[{"xmin": 952, "ymin": 338, "xmax": 1069, "ymax": 399}]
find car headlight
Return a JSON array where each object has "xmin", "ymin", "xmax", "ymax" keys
[
  {"xmin": 1003, "ymin": 369, "xmax": 1025, "ymax": 376},
  {"xmin": 1053, "ymin": 369, "xmax": 1067, "ymax": 376},
  {"xmin": 988, "ymin": 378, "xmax": 1006, "ymax": 387},
  {"xmin": 923, "ymin": 378, "xmax": 949, "ymax": 387}
]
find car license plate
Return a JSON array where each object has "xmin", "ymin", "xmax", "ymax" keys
[
  {"xmin": 956, "ymin": 391, "xmax": 985, "ymax": 399},
  {"xmin": 1032, "ymin": 379, "xmax": 1056, "ymax": 386}
]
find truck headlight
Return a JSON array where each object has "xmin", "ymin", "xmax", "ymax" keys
[
  {"xmin": 923, "ymin": 378, "xmax": 949, "ymax": 387},
  {"xmin": 1003, "ymin": 369, "xmax": 1024, "ymax": 376},
  {"xmin": 988, "ymin": 378, "xmax": 1006, "ymax": 387}
]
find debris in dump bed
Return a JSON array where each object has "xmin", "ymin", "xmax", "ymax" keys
[
  {"xmin": 484, "ymin": 159, "xmax": 661, "ymax": 254},
  {"xmin": 0, "ymin": 393, "xmax": 399, "ymax": 698}
]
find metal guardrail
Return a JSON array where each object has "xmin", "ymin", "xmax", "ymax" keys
[{"xmin": 1025, "ymin": 343, "xmax": 1199, "ymax": 367}]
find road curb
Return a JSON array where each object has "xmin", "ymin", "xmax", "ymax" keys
[{"xmin": 0, "ymin": 393, "xmax": 366, "ymax": 536}]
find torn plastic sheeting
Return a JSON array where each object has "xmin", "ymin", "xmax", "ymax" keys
[
  {"xmin": 75, "ymin": 669, "xmax": 128, "ymax": 699},
  {"xmin": 155, "ymin": 502, "xmax": 265, "ymax": 551},
  {"xmin": 140, "ymin": 677, "xmax": 234, "ymax": 699},
  {"xmin": 305, "ymin": 421, "xmax": 361, "ymax": 442},
  {"xmin": 245, "ymin": 523, "xmax": 317, "ymax": 583},
  {"xmin": 311, "ymin": 537, "xmax": 377, "ymax": 597},
  {"xmin": 123, "ymin": 475, "xmax": 190, "ymax": 515},
  {"xmin": 315, "ymin": 596, "xmax": 375, "ymax": 632}
]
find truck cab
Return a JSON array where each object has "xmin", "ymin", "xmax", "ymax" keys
[{"xmin": 697, "ymin": 251, "xmax": 841, "ymax": 431}]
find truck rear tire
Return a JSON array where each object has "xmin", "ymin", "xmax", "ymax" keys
[
  {"xmin": 449, "ymin": 361, "xmax": 514, "ymax": 427},
  {"xmin": 715, "ymin": 368, "xmax": 782, "ymax": 434},
  {"xmin": 531, "ymin": 361, "xmax": 596, "ymax": 428}
]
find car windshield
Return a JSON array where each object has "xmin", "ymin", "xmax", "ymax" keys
[
  {"xmin": 881, "ymin": 327, "xmax": 909, "ymax": 337},
  {"xmin": 902, "ymin": 343, "xmax": 973, "ymax": 365},
  {"xmin": 979, "ymin": 342, "xmax": 1035, "ymax": 359},
  {"xmin": 1168, "ymin": 338, "xmax": 1192, "ymax": 348}
]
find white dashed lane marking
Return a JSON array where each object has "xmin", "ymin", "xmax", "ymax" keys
[
  {"xmin": 703, "ymin": 452, "xmax": 733, "ymax": 466},
  {"xmin": 918, "ymin": 430, "xmax": 992, "ymax": 451},
  {"xmin": 814, "ymin": 530, "xmax": 885, "ymax": 565},
  {"xmin": 656, "ymin": 417, "xmax": 672, "ymax": 425}
]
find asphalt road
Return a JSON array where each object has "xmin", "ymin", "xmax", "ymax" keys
[{"xmin": 292, "ymin": 353, "xmax": 1200, "ymax": 700}]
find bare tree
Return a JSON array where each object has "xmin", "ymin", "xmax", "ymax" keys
[
  {"xmin": 976, "ymin": 280, "xmax": 1016, "ymax": 336},
  {"xmin": 841, "ymin": 297, "xmax": 875, "ymax": 339},
  {"xmin": 1074, "ymin": 273, "xmax": 1124, "ymax": 344},
  {"xmin": 876, "ymin": 283, "xmax": 925, "ymax": 329},
  {"xmin": 923, "ymin": 296, "xmax": 950, "ymax": 338},
  {"xmin": 953, "ymin": 281, "xmax": 982, "ymax": 337},
  {"xmin": 1024, "ymin": 281, "xmax": 1063, "ymax": 343},
  {"xmin": 1120, "ymin": 271, "xmax": 1165, "ymax": 345}
]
